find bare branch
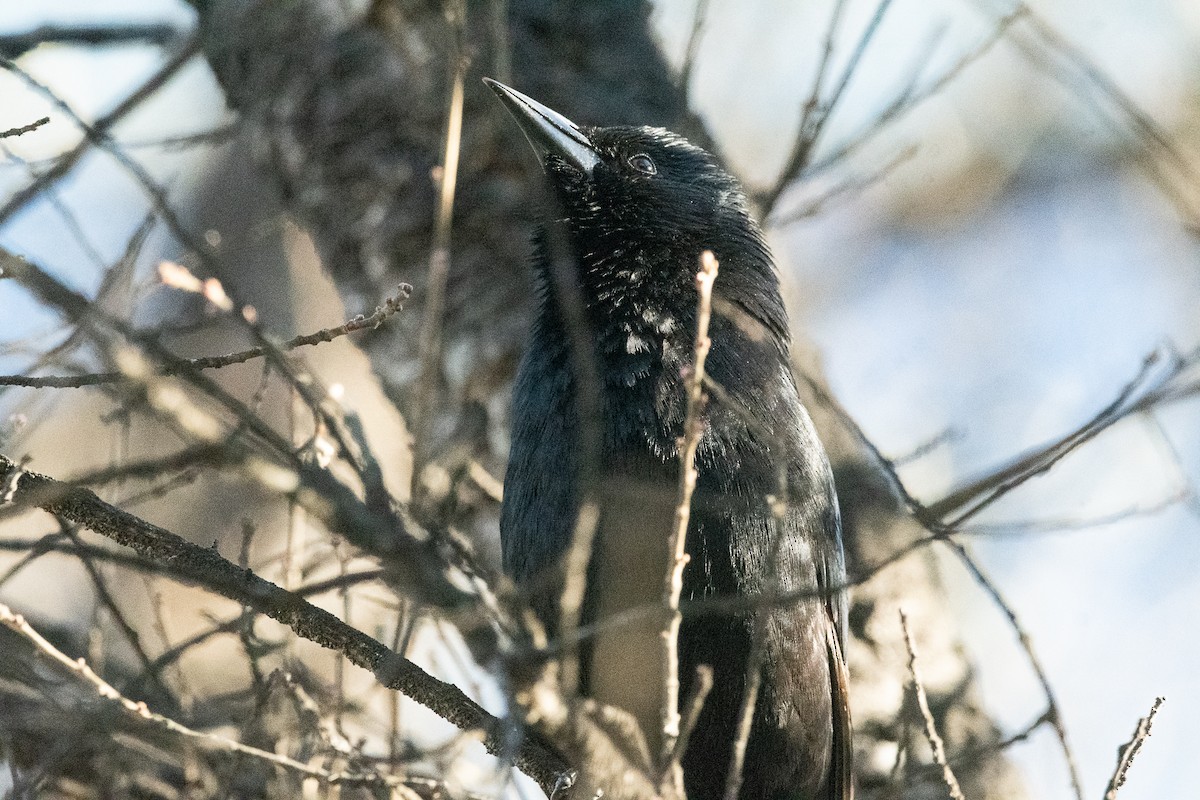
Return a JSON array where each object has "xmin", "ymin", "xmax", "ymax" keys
[
  {"xmin": 1104, "ymin": 697, "xmax": 1165, "ymax": 800},
  {"xmin": 799, "ymin": 8, "xmax": 1025, "ymax": 188},
  {"xmin": 0, "ymin": 248, "xmax": 480, "ymax": 608},
  {"xmin": 900, "ymin": 610, "xmax": 965, "ymax": 800},
  {"xmin": 0, "ymin": 283, "xmax": 412, "ymax": 389},
  {"xmin": 942, "ymin": 539, "xmax": 1084, "ymax": 800},
  {"xmin": 758, "ymin": 0, "xmax": 894, "ymax": 217},
  {"xmin": 0, "ymin": 23, "xmax": 182, "ymax": 58},
  {"xmin": 770, "ymin": 143, "xmax": 917, "ymax": 227},
  {"xmin": 0, "ymin": 35, "xmax": 199, "ymax": 229},
  {"xmin": 678, "ymin": 0, "xmax": 712, "ymax": 103},
  {"xmin": 0, "ymin": 452, "xmax": 570, "ymax": 792},
  {"xmin": 660, "ymin": 249, "xmax": 718, "ymax": 789},
  {"xmin": 0, "ymin": 602, "xmax": 412, "ymax": 786},
  {"xmin": 1005, "ymin": 3, "xmax": 1200, "ymax": 225},
  {"xmin": 927, "ymin": 347, "xmax": 1178, "ymax": 526},
  {"xmin": 0, "ymin": 116, "xmax": 50, "ymax": 139},
  {"xmin": 672, "ymin": 664, "xmax": 713, "ymax": 768}
]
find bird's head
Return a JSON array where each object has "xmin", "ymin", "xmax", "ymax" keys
[{"xmin": 485, "ymin": 78, "xmax": 787, "ymax": 346}]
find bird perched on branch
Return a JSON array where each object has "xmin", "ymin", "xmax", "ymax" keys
[{"xmin": 487, "ymin": 78, "xmax": 851, "ymax": 800}]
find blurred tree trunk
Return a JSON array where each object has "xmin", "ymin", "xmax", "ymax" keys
[{"xmin": 185, "ymin": 0, "xmax": 1026, "ymax": 795}]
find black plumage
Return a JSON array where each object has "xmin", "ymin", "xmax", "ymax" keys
[{"xmin": 487, "ymin": 79, "xmax": 852, "ymax": 800}]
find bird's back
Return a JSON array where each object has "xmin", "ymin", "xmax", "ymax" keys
[{"xmin": 502, "ymin": 307, "xmax": 851, "ymax": 800}]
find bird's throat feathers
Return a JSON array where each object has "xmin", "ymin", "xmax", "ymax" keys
[{"xmin": 530, "ymin": 124, "xmax": 791, "ymax": 354}]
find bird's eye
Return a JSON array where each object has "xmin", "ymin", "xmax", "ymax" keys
[{"xmin": 627, "ymin": 154, "xmax": 657, "ymax": 175}]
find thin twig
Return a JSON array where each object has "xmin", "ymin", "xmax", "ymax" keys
[
  {"xmin": 794, "ymin": 0, "xmax": 849, "ymax": 169},
  {"xmin": 58, "ymin": 519, "xmax": 169, "ymax": 699},
  {"xmin": 0, "ymin": 283, "xmax": 412, "ymax": 388},
  {"xmin": 799, "ymin": 8, "xmax": 1024, "ymax": 189},
  {"xmin": 1103, "ymin": 697, "xmax": 1165, "ymax": 800},
  {"xmin": 723, "ymin": 589, "xmax": 764, "ymax": 800},
  {"xmin": 3, "ymin": 248, "xmax": 471, "ymax": 610},
  {"xmin": 899, "ymin": 610, "xmax": 965, "ymax": 800},
  {"xmin": 672, "ymin": 664, "xmax": 713, "ymax": 767},
  {"xmin": 3, "ymin": 49, "xmax": 360, "ymax": 479},
  {"xmin": 770, "ymin": 143, "xmax": 918, "ymax": 226},
  {"xmin": 130, "ymin": 567, "xmax": 386, "ymax": 693},
  {"xmin": 544, "ymin": 206, "xmax": 609, "ymax": 693},
  {"xmin": 724, "ymin": 491, "xmax": 793, "ymax": 800},
  {"xmin": 557, "ymin": 498, "xmax": 600, "ymax": 691},
  {"xmin": 488, "ymin": 0, "xmax": 512, "ymax": 85},
  {"xmin": 942, "ymin": 540, "xmax": 1083, "ymax": 800},
  {"xmin": 659, "ymin": 250, "xmax": 718, "ymax": 790},
  {"xmin": 929, "ymin": 348, "xmax": 1174, "ymax": 527},
  {"xmin": 759, "ymin": 0, "xmax": 894, "ymax": 217},
  {"xmin": 1005, "ymin": 3, "xmax": 1200, "ymax": 225},
  {"xmin": 0, "ymin": 116, "xmax": 49, "ymax": 138},
  {"xmin": 962, "ymin": 489, "xmax": 1187, "ymax": 537}
]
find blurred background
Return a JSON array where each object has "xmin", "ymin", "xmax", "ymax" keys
[{"xmin": 1, "ymin": 1, "xmax": 1198, "ymax": 798}]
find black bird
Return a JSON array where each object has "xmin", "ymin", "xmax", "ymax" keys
[{"xmin": 487, "ymin": 79, "xmax": 852, "ymax": 800}]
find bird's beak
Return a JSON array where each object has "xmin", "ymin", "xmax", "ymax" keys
[{"xmin": 483, "ymin": 78, "xmax": 601, "ymax": 175}]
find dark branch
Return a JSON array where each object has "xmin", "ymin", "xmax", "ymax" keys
[
  {"xmin": 0, "ymin": 452, "xmax": 570, "ymax": 792},
  {"xmin": 0, "ymin": 23, "xmax": 183, "ymax": 58}
]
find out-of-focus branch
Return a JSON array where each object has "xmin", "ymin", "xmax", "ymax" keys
[
  {"xmin": 999, "ymin": 2, "xmax": 1200, "ymax": 227},
  {"xmin": 788, "ymin": 347, "xmax": 1196, "ymax": 800},
  {"xmin": 770, "ymin": 143, "xmax": 917, "ymax": 226},
  {"xmin": 0, "ymin": 452, "xmax": 570, "ymax": 792},
  {"xmin": 944, "ymin": 534, "xmax": 1084, "ymax": 800},
  {"xmin": 412, "ymin": 0, "xmax": 468, "ymax": 479},
  {"xmin": 672, "ymin": 664, "xmax": 713, "ymax": 768},
  {"xmin": 0, "ymin": 35, "xmax": 199, "ymax": 228},
  {"xmin": 795, "ymin": 8, "xmax": 1025, "ymax": 195},
  {"xmin": 924, "ymin": 347, "xmax": 1181, "ymax": 526},
  {"xmin": 678, "ymin": 0, "xmax": 712, "ymax": 104},
  {"xmin": 0, "ymin": 247, "xmax": 470, "ymax": 607},
  {"xmin": 548, "ymin": 348, "xmax": 1198, "ymax": 633},
  {"xmin": 1103, "ymin": 697, "xmax": 1165, "ymax": 800},
  {"xmin": 0, "ymin": 23, "xmax": 182, "ymax": 58},
  {"xmin": 758, "ymin": 0, "xmax": 894, "ymax": 217}
]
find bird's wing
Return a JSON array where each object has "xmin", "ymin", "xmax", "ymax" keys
[{"xmin": 826, "ymin": 614, "xmax": 854, "ymax": 800}]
